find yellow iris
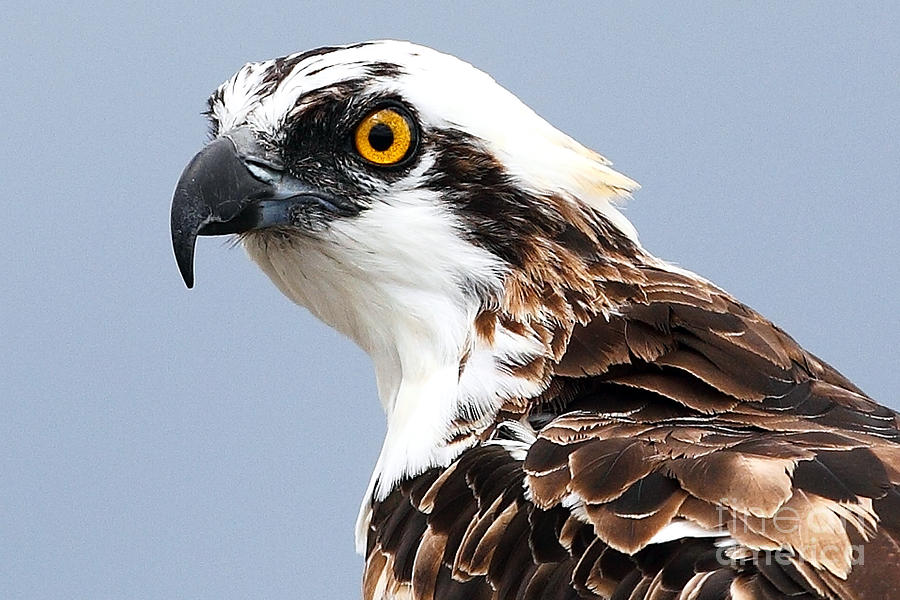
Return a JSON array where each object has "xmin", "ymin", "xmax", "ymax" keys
[{"xmin": 354, "ymin": 107, "xmax": 413, "ymax": 165}]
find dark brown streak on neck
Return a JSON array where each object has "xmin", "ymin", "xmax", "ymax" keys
[{"xmin": 425, "ymin": 128, "xmax": 653, "ymax": 424}]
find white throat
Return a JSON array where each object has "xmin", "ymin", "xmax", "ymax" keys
[{"xmin": 241, "ymin": 192, "xmax": 559, "ymax": 552}]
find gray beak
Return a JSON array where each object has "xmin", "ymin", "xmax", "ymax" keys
[{"xmin": 170, "ymin": 127, "xmax": 357, "ymax": 288}]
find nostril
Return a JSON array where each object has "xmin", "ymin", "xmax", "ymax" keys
[{"xmin": 244, "ymin": 159, "xmax": 282, "ymax": 184}]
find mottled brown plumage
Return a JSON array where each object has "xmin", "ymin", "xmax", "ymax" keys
[{"xmin": 363, "ymin": 257, "xmax": 900, "ymax": 600}]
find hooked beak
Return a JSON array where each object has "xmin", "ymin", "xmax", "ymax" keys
[{"xmin": 170, "ymin": 127, "xmax": 357, "ymax": 288}]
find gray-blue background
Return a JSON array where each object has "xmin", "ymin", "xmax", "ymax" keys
[{"xmin": 3, "ymin": 3, "xmax": 898, "ymax": 598}]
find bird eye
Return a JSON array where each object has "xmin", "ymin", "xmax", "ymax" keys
[{"xmin": 354, "ymin": 107, "xmax": 415, "ymax": 166}]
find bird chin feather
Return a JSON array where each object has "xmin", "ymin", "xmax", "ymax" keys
[{"xmin": 242, "ymin": 192, "xmax": 547, "ymax": 466}]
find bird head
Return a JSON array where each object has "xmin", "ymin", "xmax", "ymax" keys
[{"xmin": 171, "ymin": 41, "xmax": 647, "ymax": 478}]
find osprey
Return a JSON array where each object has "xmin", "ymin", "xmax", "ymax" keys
[{"xmin": 171, "ymin": 41, "xmax": 900, "ymax": 600}]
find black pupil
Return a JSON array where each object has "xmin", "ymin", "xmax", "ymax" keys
[{"xmin": 368, "ymin": 122, "xmax": 395, "ymax": 152}]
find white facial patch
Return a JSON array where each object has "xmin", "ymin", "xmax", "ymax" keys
[{"xmin": 211, "ymin": 40, "xmax": 641, "ymax": 244}]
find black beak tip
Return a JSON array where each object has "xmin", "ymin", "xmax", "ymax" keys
[
  {"xmin": 179, "ymin": 263, "xmax": 195, "ymax": 289},
  {"xmin": 171, "ymin": 190, "xmax": 199, "ymax": 289},
  {"xmin": 171, "ymin": 224, "xmax": 197, "ymax": 289}
]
